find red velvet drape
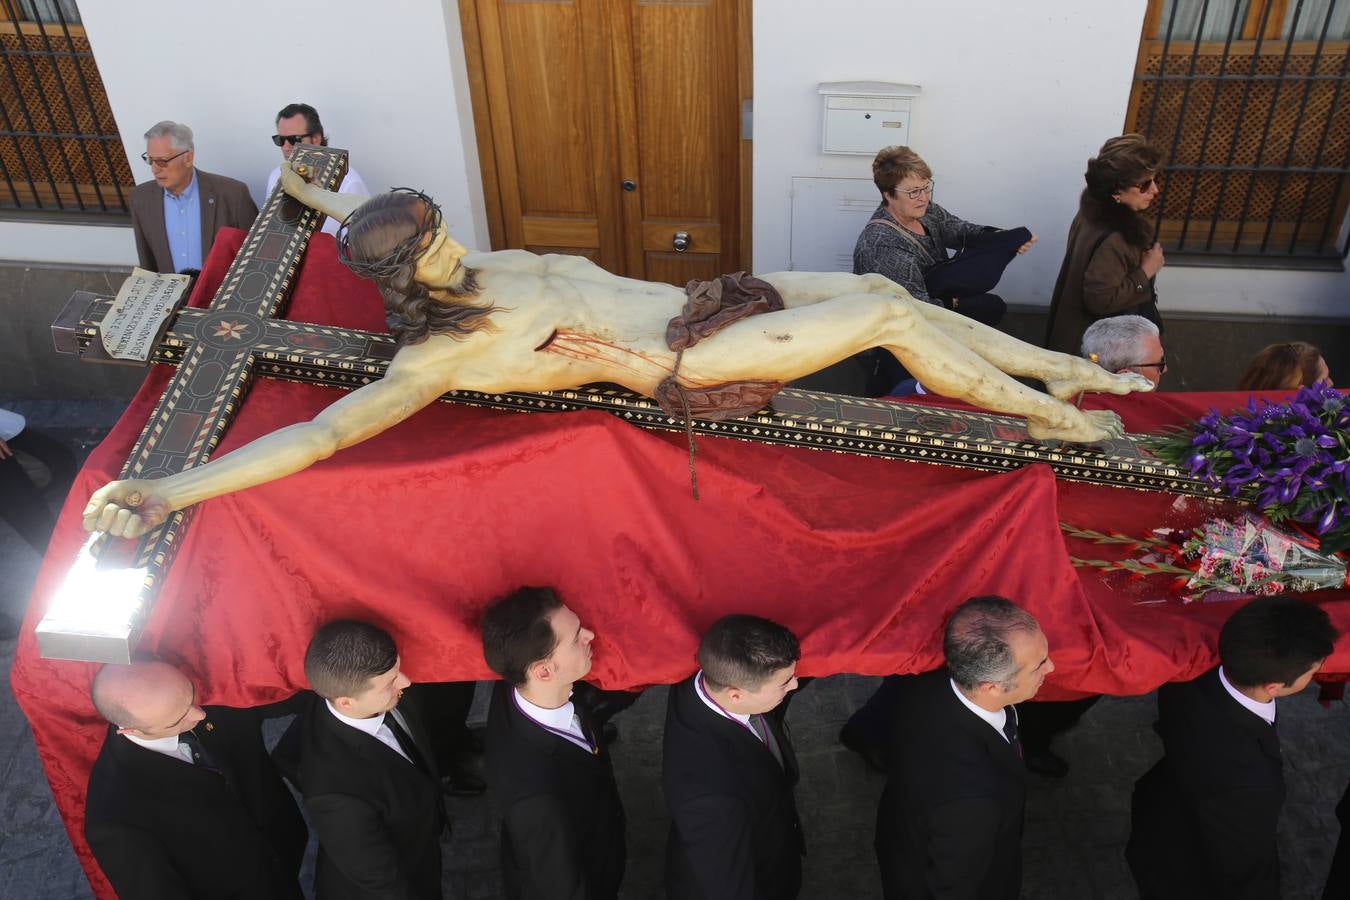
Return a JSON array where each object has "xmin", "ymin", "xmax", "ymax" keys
[{"xmin": 12, "ymin": 229, "xmax": 1349, "ymax": 898}]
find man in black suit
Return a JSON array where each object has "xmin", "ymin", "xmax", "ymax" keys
[
  {"xmin": 1326, "ymin": 779, "xmax": 1350, "ymax": 900},
  {"xmin": 664, "ymin": 614, "xmax": 804, "ymax": 900},
  {"xmin": 480, "ymin": 586, "xmax": 626, "ymax": 899},
  {"xmin": 1126, "ymin": 596, "xmax": 1338, "ymax": 900},
  {"xmin": 298, "ymin": 620, "xmax": 445, "ymax": 899},
  {"xmin": 84, "ymin": 660, "xmax": 306, "ymax": 899},
  {"xmin": 875, "ymin": 595, "xmax": 1053, "ymax": 900}
]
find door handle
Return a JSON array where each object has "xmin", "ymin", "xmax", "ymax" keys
[{"xmin": 672, "ymin": 231, "xmax": 691, "ymax": 252}]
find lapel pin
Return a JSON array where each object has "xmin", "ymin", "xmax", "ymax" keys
[{"xmin": 204, "ymin": 721, "xmax": 214, "ymax": 731}]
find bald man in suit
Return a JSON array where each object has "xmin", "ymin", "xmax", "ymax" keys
[{"xmin": 84, "ymin": 661, "xmax": 306, "ymax": 899}]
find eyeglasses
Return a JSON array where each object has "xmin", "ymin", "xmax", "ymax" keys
[
  {"xmin": 140, "ymin": 149, "xmax": 189, "ymax": 168},
  {"xmin": 272, "ymin": 132, "xmax": 316, "ymax": 147},
  {"xmin": 1134, "ymin": 176, "xmax": 1159, "ymax": 191},
  {"xmin": 1131, "ymin": 355, "xmax": 1167, "ymax": 370},
  {"xmin": 893, "ymin": 180, "xmax": 935, "ymax": 200}
]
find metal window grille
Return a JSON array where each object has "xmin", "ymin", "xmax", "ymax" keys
[
  {"xmin": 0, "ymin": 0, "xmax": 131, "ymax": 217},
  {"xmin": 1127, "ymin": 0, "xmax": 1350, "ymax": 267}
]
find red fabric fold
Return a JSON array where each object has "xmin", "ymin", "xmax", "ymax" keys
[{"xmin": 11, "ymin": 230, "xmax": 1349, "ymax": 898}]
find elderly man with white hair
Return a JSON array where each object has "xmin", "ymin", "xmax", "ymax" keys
[
  {"xmin": 1080, "ymin": 315, "xmax": 1167, "ymax": 388},
  {"xmin": 128, "ymin": 120, "xmax": 257, "ymax": 274}
]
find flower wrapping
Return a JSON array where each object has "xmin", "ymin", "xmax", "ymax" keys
[{"xmin": 1177, "ymin": 514, "xmax": 1347, "ymax": 599}]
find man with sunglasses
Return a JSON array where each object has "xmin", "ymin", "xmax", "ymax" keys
[
  {"xmin": 84, "ymin": 660, "xmax": 307, "ymax": 899},
  {"xmin": 128, "ymin": 120, "xmax": 258, "ymax": 274},
  {"xmin": 265, "ymin": 103, "xmax": 370, "ymax": 236}
]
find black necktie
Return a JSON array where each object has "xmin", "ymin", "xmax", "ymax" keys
[
  {"xmin": 752, "ymin": 714, "xmax": 785, "ymax": 769},
  {"xmin": 572, "ymin": 707, "xmax": 599, "ymax": 754},
  {"xmin": 178, "ymin": 730, "xmax": 220, "ymax": 773},
  {"xmin": 1002, "ymin": 708, "xmax": 1022, "ymax": 758},
  {"xmin": 385, "ymin": 712, "xmax": 429, "ymax": 773}
]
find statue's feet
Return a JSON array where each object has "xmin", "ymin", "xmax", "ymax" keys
[
  {"xmin": 1026, "ymin": 408, "xmax": 1126, "ymax": 444},
  {"xmin": 1045, "ymin": 366, "xmax": 1153, "ymax": 402}
]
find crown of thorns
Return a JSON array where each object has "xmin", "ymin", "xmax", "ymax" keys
[{"xmin": 336, "ymin": 187, "xmax": 444, "ymax": 281}]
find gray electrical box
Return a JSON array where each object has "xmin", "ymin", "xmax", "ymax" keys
[{"xmin": 818, "ymin": 81, "xmax": 921, "ymax": 155}]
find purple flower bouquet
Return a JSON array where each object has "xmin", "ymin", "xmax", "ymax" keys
[{"xmin": 1147, "ymin": 382, "xmax": 1350, "ymax": 556}]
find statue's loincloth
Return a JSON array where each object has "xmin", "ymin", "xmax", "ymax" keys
[{"xmin": 656, "ymin": 272, "xmax": 785, "ymax": 422}]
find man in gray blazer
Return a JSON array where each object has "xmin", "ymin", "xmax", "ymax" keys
[{"xmin": 129, "ymin": 120, "xmax": 257, "ymax": 274}]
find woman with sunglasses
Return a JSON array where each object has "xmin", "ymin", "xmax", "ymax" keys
[{"xmin": 1045, "ymin": 134, "xmax": 1166, "ymax": 356}]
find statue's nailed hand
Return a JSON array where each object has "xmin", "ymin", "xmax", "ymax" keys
[
  {"xmin": 82, "ymin": 480, "xmax": 172, "ymax": 538},
  {"xmin": 277, "ymin": 160, "xmax": 312, "ymax": 199}
]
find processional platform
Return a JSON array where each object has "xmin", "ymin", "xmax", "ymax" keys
[{"xmin": 37, "ymin": 144, "xmax": 1216, "ymax": 664}]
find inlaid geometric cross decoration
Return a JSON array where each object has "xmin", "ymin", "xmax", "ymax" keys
[{"xmin": 37, "ymin": 144, "xmax": 349, "ymax": 663}]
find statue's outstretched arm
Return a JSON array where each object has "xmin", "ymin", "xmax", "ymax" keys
[
  {"xmin": 83, "ymin": 351, "xmax": 450, "ymax": 538},
  {"xmin": 278, "ymin": 160, "xmax": 366, "ymax": 228}
]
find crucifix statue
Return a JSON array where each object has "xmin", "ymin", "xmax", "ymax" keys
[{"xmin": 81, "ymin": 160, "xmax": 1152, "ymax": 539}]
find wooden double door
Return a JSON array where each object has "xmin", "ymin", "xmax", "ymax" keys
[{"xmin": 460, "ymin": 0, "xmax": 750, "ymax": 285}]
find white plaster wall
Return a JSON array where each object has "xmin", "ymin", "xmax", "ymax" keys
[
  {"xmin": 1162, "ymin": 265, "xmax": 1350, "ymax": 319},
  {"xmin": 0, "ymin": 222, "xmax": 136, "ymax": 267},
  {"xmin": 753, "ymin": 0, "xmax": 1350, "ymax": 319},
  {"xmin": 0, "ymin": 0, "xmax": 487, "ymax": 265}
]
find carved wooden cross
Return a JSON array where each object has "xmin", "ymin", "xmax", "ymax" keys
[
  {"xmin": 38, "ymin": 143, "xmax": 1213, "ymax": 662},
  {"xmin": 37, "ymin": 145, "xmax": 350, "ymax": 663}
]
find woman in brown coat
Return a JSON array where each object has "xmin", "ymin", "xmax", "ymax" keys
[{"xmin": 1045, "ymin": 135, "xmax": 1166, "ymax": 355}]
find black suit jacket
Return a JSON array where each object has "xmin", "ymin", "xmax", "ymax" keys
[
  {"xmin": 129, "ymin": 168, "xmax": 257, "ymax": 273},
  {"xmin": 662, "ymin": 675, "xmax": 804, "ymax": 900},
  {"xmin": 296, "ymin": 689, "xmax": 445, "ymax": 900},
  {"xmin": 874, "ymin": 669, "xmax": 1026, "ymax": 900},
  {"xmin": 1126, "ymin": 666, "xmax": 1285, "ymax": 900},
  {"xmin": 484, "ymin": 681, "xmax": 626, "ymax": 899},
  {"xmin": 84, "ymin": 705, "xmax": 306, "ymax": 900},
  {"xmin": 1325, "ymin": 779, "xmax": 1350, "ymax": 900}
]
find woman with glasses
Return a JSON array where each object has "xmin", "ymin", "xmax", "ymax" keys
[
  {"xmin": 848, "ymin": 146, "xmax": 1035, "ymax": 396},
  {"xmin": 852, "ymin": 145, "xmax": 1037, "ymax": 330},
  {"xmin": 1045, "ymin": 134, "xmax": 1166, "ymax": 356}
]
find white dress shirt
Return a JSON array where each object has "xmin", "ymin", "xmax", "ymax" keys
[
  {"xmin": 513, "ymin": 688, "xmax": 592, "ymax": 753},
  {"xmin": 950, "ymin": 678, "xmax": 1012, "ymax": 741},
  {"xmin": 123, "ymin": 732, "xmax": 195, "ymax": 764},
  {"xmin": 325, "ymin": 699, "xmax": 411, "ymax": 762},
  {"xmin": 1219, "ymin": 666, "xmax": 1277, "ymax": 724},
  {"xmin": 0, "ymin": 408, "xmax": 25, "ymax": 441}
]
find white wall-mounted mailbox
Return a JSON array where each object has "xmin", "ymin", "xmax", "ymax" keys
[{"xmin": 818, "ymin": 81, "xmax": 921, "ymax": 155}]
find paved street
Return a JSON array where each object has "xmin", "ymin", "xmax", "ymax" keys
[{"xmin": 1, "ymin": 399, "xmax": 1347, "ymax": 899}]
